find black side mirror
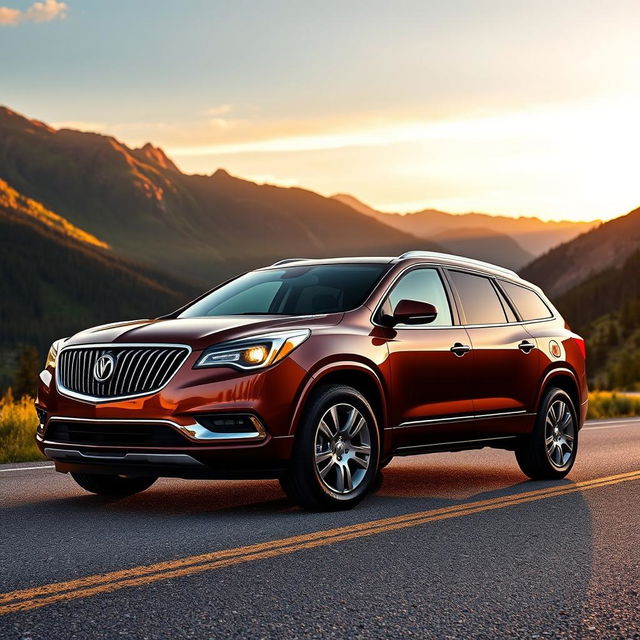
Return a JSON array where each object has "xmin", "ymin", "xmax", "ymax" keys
[{"xmin": 382, "ymin": 299, "xmax": 438, "ymax": 327}]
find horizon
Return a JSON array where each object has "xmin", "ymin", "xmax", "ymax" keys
[
  {"xmin": 4, "ymin": 101, "xmax": 612, "ymax": 225},
  {"xmin": 2, "ymin": 1, "xmax": 639, "ymax": 221}
]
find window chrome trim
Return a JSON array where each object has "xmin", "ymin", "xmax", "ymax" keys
[
  {"xmin": 369, "ymin": 262, "xmax": 557, "ymax": 330},
  {"xmin": 44, "ymin": 415, "xmax": 267, "ymax": 444},
  {"xmin": 55, "ymin": 343, "xmax": 192, "ymax": 403},
  {"xmin": 396, "ymin": 409, "xmax": 533, "ymax": 429}
]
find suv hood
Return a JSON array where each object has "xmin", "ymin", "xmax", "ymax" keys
[{"xmin": 64, "ymin": 314, "xmax": 342, "ymax": 351}]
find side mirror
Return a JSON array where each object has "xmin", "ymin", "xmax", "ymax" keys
[{"xmin": 383, "ymin": 299, "xmax": 438, "ymax": 326}]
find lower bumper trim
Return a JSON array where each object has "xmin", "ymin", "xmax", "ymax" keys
[{"xmin": 44, "ymin": 448, "xmax": 205, "ymax": 467}]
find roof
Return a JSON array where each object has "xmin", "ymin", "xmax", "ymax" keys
[{"xmin": 264, "ymin": 252, "xmax": 519, "ymax": 279}]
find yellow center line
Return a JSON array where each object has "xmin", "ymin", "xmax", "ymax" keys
[{"xmin": 1, "ymin": 469, "xmax": 639, "ymax": 616}]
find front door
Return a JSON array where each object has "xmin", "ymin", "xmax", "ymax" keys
[{"xmin": 379, "ymin": 267, "xmax": 476, "ymax": 448}]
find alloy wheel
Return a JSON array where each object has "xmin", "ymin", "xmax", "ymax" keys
[
  {"xmin": 544, "ymin": 398, "xmax": 575, "ymax": 468},
  {"xmin": 314, "ymin": 403, "xmax": 372, "ymax": 494}
]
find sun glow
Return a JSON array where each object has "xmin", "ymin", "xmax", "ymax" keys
[{"xmin": 165, "ymin": 98, "xmax": 640, "ymax": 222}]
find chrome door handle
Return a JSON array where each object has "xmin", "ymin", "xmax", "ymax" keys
[
  {"xmin": 518, "ymin": 340, "xmax": 535, "ymax": 354},
  {"xmin": 450, "ymin": 342, "xmax": 471, "ymax": 357}
]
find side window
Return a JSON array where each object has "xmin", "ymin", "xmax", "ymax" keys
[
  {"xmin": 495, "ymin": 286, "xmax": 518, "ymax": 322},
  {"xmin": 385, "ymin": 268, "xmax": 452, "ymax": 327},
  {"xmin": 448, "ymin": 270, "xmax": 507, "ymax": 325},
  {"xmin": 500, "ymin": 281, "xmax": 553, "ymax": 321}
]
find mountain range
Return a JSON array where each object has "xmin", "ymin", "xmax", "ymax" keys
[
  {"xmin": 333, "ymin": 194, "xmax": 596, "ymax": 269},
  {"xmin": 0, "ymin": 104, "xmax": 637, "ymax": 389}
]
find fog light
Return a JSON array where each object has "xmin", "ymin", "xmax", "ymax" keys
[
  {"xmin": 35, "ymin": 407, "xmax": 47, "ymax": 432},
  {"xmin": 195, "ymin": 414, "xmax": 266, "ymax": 437}
]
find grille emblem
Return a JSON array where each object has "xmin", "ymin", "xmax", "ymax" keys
[{"xmin": 93, "ymin": 353, "xmax": 115, "ymax": 382}]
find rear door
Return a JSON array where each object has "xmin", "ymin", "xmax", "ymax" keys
[
  {"xmin": 445, "ymin": 269, "xmax": 540, "ymax": 437},
  {"xmin": 380, "ymin": 266, "xmax": 476, "ymax": 448}
]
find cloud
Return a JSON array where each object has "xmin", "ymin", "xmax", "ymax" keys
[
  {"xmin": 206, "ymin": 104, "xmax": 232, "ymax": 117},
  {"xmin": 0, "ymin": 0, "xmax": 67, "ymax": 25},
  {"xmin": 0, "ymin": 6, "xmax": 20, "ymax": 24}
]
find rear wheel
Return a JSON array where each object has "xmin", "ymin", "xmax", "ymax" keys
[
  {"xmin": 280, "ymin": 385, "xmax": 380, "ymax": 510},
  {"xmin": 515, "ymin": 388, "xmax": 578, "ymax": 480},
  {"xmin": 71, "ymin": 472, "xmax": 157, "ymax": 497}
]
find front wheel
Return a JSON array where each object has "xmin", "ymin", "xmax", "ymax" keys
[
  {"xmin": 281, "ymin": 385, "xmax": 380, "ymax": 510},
  {"xmin": 71, "ymin": 472, "xmax": 157, "ymax": 497},
  {"xmin": 515, "ymin": 388, "xmax": 578, "ymax": 480}
]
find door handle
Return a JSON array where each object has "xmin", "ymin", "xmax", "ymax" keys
[
  {"xmin": 518, "ymin": 340, "xmax": 535, "ymax": 354},
  {"xmin": 450, "ymin": 342, "xmax": 471, "ymax": 357}
]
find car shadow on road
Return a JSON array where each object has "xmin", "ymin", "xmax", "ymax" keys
[
  {"xmin": 3, "ymin": 449, "xmax": 583, "ymax": 519},
  {"xmin": 1, "ymin": 451, "xmax": 600, "ymax": 639}
]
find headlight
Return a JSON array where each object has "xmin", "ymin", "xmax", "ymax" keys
[
  {"xmin": 45, "ymin": 338, "xmax": 67, "ymax": 369},
  {"xmin": 195, "ymin": 329, "xmax": 310, "ymax": 370}
]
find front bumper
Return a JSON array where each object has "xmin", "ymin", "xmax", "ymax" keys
[
  {"xmin": 36, "ymin": 350, "xmax": 308, "ymax": 479},
  {"xmin": 38, "ymin": 434, "xmax": 295, "ymax": 479}
]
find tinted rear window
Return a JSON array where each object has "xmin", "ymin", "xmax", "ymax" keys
[
  {"xmin": 500, "ymin": 281, "xmax": 553, "ymax": 321},
  {"xmin": 179, "ymin": 264, "xmax": 389, "ymax": 317},
  {"xmin": 448, "ymin": 270, "xmax": 507, "ymax": 325}
]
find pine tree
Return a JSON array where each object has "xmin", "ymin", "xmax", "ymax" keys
[{"xmin": 12, "ymin": 345, "xmax": 41, "ymax": 399}]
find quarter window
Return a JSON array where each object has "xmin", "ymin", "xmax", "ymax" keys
[
  {"xmin": 384, "ymin": 268, "xmax": 452, "ymax": 326},
  {"xmin": 500, "ymin": 281, "xmax": 553, "ymax": 321},
  {"xmin": 448, "ymin": 271, "xmax": 507, "ymax": 325}
]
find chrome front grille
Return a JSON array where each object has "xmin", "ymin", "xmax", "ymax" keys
[{"xmin": 57, "ymin": 344, "xmax": 190, "ymax": 401}]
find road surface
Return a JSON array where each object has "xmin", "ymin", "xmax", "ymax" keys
[{"xmin": 1, "ymin": 418, "xmax": 639, "ymax": 639}]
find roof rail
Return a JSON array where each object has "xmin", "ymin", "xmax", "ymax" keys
[
  {"xmin": 397, "ymin": 251, "xmax": 518, "ymax": 277},
  {"xmin": 270, "ymin": 258, "xmax": 310, "ymax": 266}
]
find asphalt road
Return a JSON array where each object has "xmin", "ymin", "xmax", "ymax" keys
[{"xmin": 1, "ymin": 419, "xmax": 639, "ymax": 640}]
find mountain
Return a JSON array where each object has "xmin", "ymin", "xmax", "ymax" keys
[
  {"xmin": 0, "ymin": 176, "xmax": 197, "ymax": 384},
  {"xmin": 430, "ymin": 227, "xmax": 534, "ymax": 270},
  {"xmin": 521, "ymin": 207, "xmax": 640, "ymax": 298},
  {"xmin": 333, "ymin": 193, "xmax": 596, "ymax": 266},
  {"xmin": 521, "ymin": 207, "xmax": 640, "ymax": 388},
  {"xmin": 0, "ymin": 107, "xmax": 439, "ymax": 286}
]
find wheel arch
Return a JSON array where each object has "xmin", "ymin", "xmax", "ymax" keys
[
  {"xmin": 289, "ymin": 362, "xmax": 388, "ymax": 445},
  {"xmin": 537, "ymin": 367, "xmax": 582, "ymax": 428}
]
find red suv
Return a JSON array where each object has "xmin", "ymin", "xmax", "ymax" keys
[{"xmin": 36, "ymin": 252, "xmax": 587, "ymax": 509}]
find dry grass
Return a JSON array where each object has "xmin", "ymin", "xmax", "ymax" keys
[
  {"xmin": 587, "ymin": 391, "xmax": 640, "ymax": 420},
  {"xmin": 0, "ymin": 393, "xmax": 44, "ymax": 463}
]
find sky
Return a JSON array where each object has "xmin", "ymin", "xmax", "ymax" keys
[{"xmin": 1, "ymin": 0, "xmax": 639, "ymax": 222}]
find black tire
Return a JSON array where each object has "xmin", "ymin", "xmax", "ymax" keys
[
  {"xmin": 71, "ymin": 472, "xmax": 157, "ymax": 497},
  {"xmin": 515, "ymin": 387, "xmax": 578, "ymax": 480},
  {"xmin": 281, "ymin": 384, "xmax": 381, "ymax": 510}
]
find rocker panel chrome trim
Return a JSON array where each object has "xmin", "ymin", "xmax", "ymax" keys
[{"xmin": 396, "ymin": 409, "xmax": 532, "ymax": 429}]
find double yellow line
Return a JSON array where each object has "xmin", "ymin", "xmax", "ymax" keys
[{"xmin": 2, "ymin": 469, "xmax": 639, "ymax": 616}]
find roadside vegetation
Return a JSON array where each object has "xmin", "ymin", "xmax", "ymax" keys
[
  {"xmin": 0, "ymin": 391, "xmax": 44, "ymax": 463},
  {"xmin": 587, "ymin": 391, "xmax": 640, "ymax": 420}
]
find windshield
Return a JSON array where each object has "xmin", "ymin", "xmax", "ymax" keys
[{"xmin": 179, "ymin": 264, "xmax": 389, "ymax": 318}]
